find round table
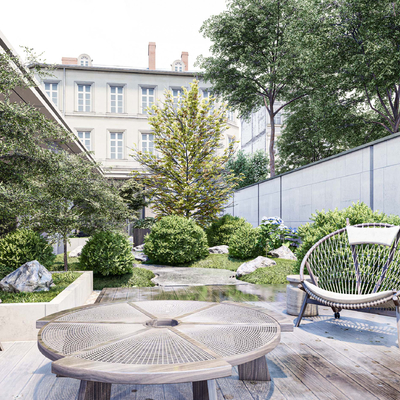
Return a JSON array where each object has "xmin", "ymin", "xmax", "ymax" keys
[{"xmin": 37, "ymin": 300, "xmax": 281, "ymax": 400}]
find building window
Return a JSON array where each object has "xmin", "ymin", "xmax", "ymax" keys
[
  {"xmin": 110, "ymin": 132, "xmax": 123, "ymax": 159},
  {"xmin": 228, "ymin": 136, "xmax": 235, "ymax": 145},
  {"xmin": 110, "ymin": 86, "xmax": 123, "ymax": 113},
  {"xmin": 141, "ymin": 87, "xmax": 155, "ymax": 114},
  {"xmin": 77, "ymin": 131, "xmax": 91, "ymax": 151},
  {"xmin": 172, "ymin": 88, "xmax": 183, "ymax": 107},
  {"xmin": 274, "ymin": 113, "xmax": 282, "ymax": 125},
  {"xmin": 174, "ymin": 62, "xmax": 183, "ymax": 72},
  {"xmin": 80, "ymin": 56, "xmax": 89, "ymax": 66},
  {"xmin": 45, "ymin": 82, "xmax": 58, "ymax": 106},
  {"xmin": 77, "ymin": 84, "xmax": 91, "ymax": 112},
  {"xmin": 141, "ymin": 133, "xmax": 154, "ymax": 154},
  {"xmin": 227, "ymin": 109, "xmax": 234, "ymax": 122}
]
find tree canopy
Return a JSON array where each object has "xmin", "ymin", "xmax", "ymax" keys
[
  {"xmin": 197, "ymin": 0, "xmax": 308, "ymax": 177},
  {"xmin": 131, "ymin": 80, "xmax": 240, "ymax": 227}
]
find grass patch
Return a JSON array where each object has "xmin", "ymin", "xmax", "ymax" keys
[
  {"xmin": 92, "ymin": 267, "xmax": 155, "ymax": 290},
  {"xmin": 0, "ymin": 271, "xmax": 82, "ymax": 303},
  {"xmin": 184, "ymin": 253, "xmax": 249, "ymax": 271},
  {"xmin": 239, "ymin": 258, "xmax": 296, "ymax": 285},
  {"xmin": 50, "ymin": 254, "xmax": 152, "ymax": 289}
]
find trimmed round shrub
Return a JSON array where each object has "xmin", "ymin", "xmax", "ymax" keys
[
  {"xmin": 144, "ymin": 216, "xmax": 208, "ymax": 265},
  {"xmin": 295, "ymin": 202, "xmax": 400, "ymax": 273},
  {"xmin": 80, "ymin": 231, "xmax": 134, "ymax": 276},
  {"xmin": 206, "ymin": 214, "xmax": 248, "ymax": 247},
  {"xmin": 228, "ymin": 224, "xmax": 266, "ymax": 260},
  {"xmin": 0, "ymin": 229, "xmax": 55, "ymax": 279}
]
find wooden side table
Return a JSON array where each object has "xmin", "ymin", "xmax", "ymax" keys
[{"xmin": 37, "ymin": 300, "xmax": 283, "ymax": 400}]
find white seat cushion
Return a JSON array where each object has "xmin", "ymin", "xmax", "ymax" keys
[
  {"xmin": 347, "ymin": 226, "xmax": 400, "ymax": 246},
  {"xmin": 303, "ymin": 281, "xmax": 394, "ymax": 304}
]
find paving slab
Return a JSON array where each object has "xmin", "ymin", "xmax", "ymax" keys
[{"xmin": 138, "ymin": 264, "xmax": 246, "ymax": 286}]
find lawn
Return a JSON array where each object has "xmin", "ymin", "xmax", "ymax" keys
[
  {"xmin": 0, "ymin": 271, "xmax": 82, "ymax": 303},
  {"xmin": 187, "ymin": 253, "xmax": 296, "ymax": 284},
  {"xmin": 51, "ymin": 254, "xmax": 155, "ymax": 289}
]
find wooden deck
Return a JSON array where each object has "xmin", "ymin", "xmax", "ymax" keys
[{"xmin": 2, "ymin": 285, "xmax": 400, "ymax": 400}]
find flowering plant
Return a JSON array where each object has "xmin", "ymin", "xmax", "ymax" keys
[{"xmin": 260, "ymin": 216, "xmax": 298, "ymax": 252}]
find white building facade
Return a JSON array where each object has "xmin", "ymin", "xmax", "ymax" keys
[{"xmin": 35, "ymin": 43, "xmax": 239, "ymax": 179}]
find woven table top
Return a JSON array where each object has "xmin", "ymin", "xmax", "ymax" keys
[{"xmin": 37, "ymin": 300, "xmax": 281, "ymax": 384}]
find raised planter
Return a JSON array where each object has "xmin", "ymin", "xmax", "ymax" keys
[
  {"xmin": 286, "ymin": 274, "xmax": 318, "ymax": 317},
  {"xmin": 0, "ymin": 271, "xmax": 93, "ymax": 341}
]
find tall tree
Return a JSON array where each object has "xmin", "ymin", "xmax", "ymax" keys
[
  {"xmin": 227, "ymin": 150, "xmax": 269, "ymax": 188},
  {"xmin": 197, "ymin": 0, "xmax": 307, "ymax": 177},
  {"xmin": 131, "ymin": 80, "xmax": 240, "ymax": 227}
]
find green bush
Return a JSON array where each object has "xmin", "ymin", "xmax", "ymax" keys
[
  {"xmin": 228, "ymin": 223, "xmax": 266, "ymax": 259},
  {"xmin": 206, "ymin": 214, "xmax": 248, "ymax": 246},
  {"xmin": 0, "ymin": 229, "xmax": 55, "ymax": 280},
  {"xmin": 295, "ymin": 202, "xmax": 400, "ymax": 272},
  {"xmin": 80, "ymin": 231, "xmax": 134, "ymax": 276},
  {"xmin": 144, "ymin": 216, "xmax": 208, "ymax": 265}
]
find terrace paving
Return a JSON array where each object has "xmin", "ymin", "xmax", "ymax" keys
[{"xmin": 1, "ymin": 285, "xmax": 399, "ymax": 400}]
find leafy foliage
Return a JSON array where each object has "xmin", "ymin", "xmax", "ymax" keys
[
  {"xmin": 132, "ymin": 217, "xmax": 155, "ymax": 229},
  {"xmin": 197, "ymin": 0, "xmax": 308, "ymax": 176},
  {"xmin": 131, "ymin": 80, "xmax": 239, "ymax": 227},
  {"xmin": 118, "ymin": 179, "xmax": 148, "ymax": 218},
  {"xmin": 144, "ymin": 215, "xmax": 209, "ymax": 265},
  {"xmin": 260, "ymin": 216, "xmax": 298, "ymax": 252},
  {"xmin": 206, "ymin": 214, "xmax": 247, "ymax": 246},
  {"xmin": 295, "ymin": 202, "xmax": 400, "ymax": 273},
  {"xmin": 80, "ymin": 231, "xmax": 134, "ymax": 276},
  {"xmin": 0, "ymin": 229, "xmax": 55, "ymax": 279},
  {"xmin": 226, "ymin": 150, "xmax": 269, "ymax": 188},
  {"xmin": 228, "ymin": 224, "xmax": 265, "ymax": 260}
]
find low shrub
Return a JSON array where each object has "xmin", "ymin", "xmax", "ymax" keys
[
  {"xmin": 132, "ymin": 217, "xmax": 155, "ymax": 230},
  {"xmin": 259, "ymin": 216, "xmax": 299, "ymax": 252},
  {"xmin": 80, "ymin": 231, "xmax": 134, "ymax": 276},
  {"xmin": 0, "ymin": 229, "xmax": 55, "ymax": 280},
  {"xmin": 144, "ymin": 215, "xmax": 208, "ymax": 265},
  {"xmin": 228, "ymin": 223, "xmax": 265, "ymax": 260},
  {"xmin": 295, "ymin": 202, "xmax": 400, "ymax": 272},
  {"xmin": 206, "ymin": 214, "xmax": 247, "ymax": 247}
]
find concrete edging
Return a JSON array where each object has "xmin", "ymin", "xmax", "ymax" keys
[{"xmin": 0, "ymin": 271, "xmax": 93, "ymax": 341}]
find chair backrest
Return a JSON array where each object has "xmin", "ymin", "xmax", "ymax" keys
[{"xmin": 300, "ymin": 223, "xmax": 400, "ymax": 295}]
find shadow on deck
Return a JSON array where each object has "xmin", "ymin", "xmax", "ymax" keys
[{"xmin": 1, "ymin": 285, "xmax": 399, "ymax": 400}]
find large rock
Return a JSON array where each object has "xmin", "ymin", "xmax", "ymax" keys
[
  {"xmin": 69, "ymin": 245, "xmax": 84, "ymax": 257},
  {"xmin": 0, "ymin": 260, "xmax": 54, "ymax": 293},
  {"xmin": 133, "ymin": 252, "xmax": 148, "ymax": 262},
  {"xmin": 268, "ymin": 245, "xmax": 297, "ymax": 261},
  {"xmin": 236, "ymin": 256, "xmax": 276, "ymax": 277},
  {"xmin": 208, "ymin": 245, "xmax": 229, "ymax": 254},
  {"xmin": 133, "ymin": 244, "xmax": 145, "ymax": 252}
]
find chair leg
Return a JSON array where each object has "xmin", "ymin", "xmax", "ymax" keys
[{"xmin": 295, "ymin": 292, "xmax": 310, "ymax": 327}]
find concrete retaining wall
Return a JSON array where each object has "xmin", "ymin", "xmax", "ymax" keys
[
  {"xmin": 0, "ymin": 271, "xmax": 93, "ymax": 341},
  {"xmin": 227, "ymin": 133, "xmax": 400, "ymax": 228},
  {"xmin": 53, "ymin": 237, "xmax": 90, "ymax": 255}
]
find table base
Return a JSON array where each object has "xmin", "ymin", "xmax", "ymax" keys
[{"xmin": 75, "ymin": 356, "xmax": 270, "ymax": 400}]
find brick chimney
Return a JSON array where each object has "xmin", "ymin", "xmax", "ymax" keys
[
  {"xmin": 148, "ymin": 42, "xmax": 156, "ymax": 70},
  {"xmin": 181, "ymin": 51, "xmax": 189, "ymax": 71},
  {"xmin": 61, "ymin": 57, "xmax": 78, "ymax": 65}
]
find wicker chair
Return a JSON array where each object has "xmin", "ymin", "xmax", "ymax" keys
[{"xmin": 296, "ymin": 222, "xmax": 400, "ymax": 344}]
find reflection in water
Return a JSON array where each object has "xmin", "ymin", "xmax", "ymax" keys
[{"xmin": 151, "ymin": 284, "xmax": 287, "ymax": 303}]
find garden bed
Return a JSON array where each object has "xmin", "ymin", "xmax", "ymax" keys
[{"xmin": 0, "ymin": 271, "xmax": 92, "ymax": 341}]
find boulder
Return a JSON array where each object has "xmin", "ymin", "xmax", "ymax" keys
[
  {"xmin": 236, "ymin": 256, "xmax": 276, "ymax": 277},
  {"xmin": 133, "ymin": 244, "xmax": 145, "ymax": 252},
  {"xmin": 133, "ymin": 252, "xmax": 148, "ymax": 262},
  {"xmin": 0, "ymin": 260, "xmax": 54, "ymax": 293},
  {"xmin": 208, "ymin": 245, "xmax": 229, "ymax": 254},
  {"xmin": 69, "ymin": 245, "xmax": 84, "ymax": 257},
  {"xmin": 268, "ymin": 245, "xmax": 297, "ymax": 261}
]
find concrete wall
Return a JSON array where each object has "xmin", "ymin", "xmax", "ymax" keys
[
  {"xmin": 0, "ymin": 271, "xmax": 93, "ymax": 341},
  {"xmin": 53, "ymin": 237, "xmax": 89, "ymax": 255},
  {"xmin": 227, "ymin": 133, "xmax": 400, "ymax": 228}
]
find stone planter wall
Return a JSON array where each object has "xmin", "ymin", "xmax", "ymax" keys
[{"xmin": 0, "ymin": 271, "xmax": 93, "ymax": 341}]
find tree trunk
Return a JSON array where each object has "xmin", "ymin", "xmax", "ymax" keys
[
  {"xmin": 63, "ymin": 237, "xmax": 68, "ymax": 271},
  {"xmin": 269, "ymin": 110, "xmax": 276, "ymax": 178}
]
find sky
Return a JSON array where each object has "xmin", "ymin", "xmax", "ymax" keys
[{"xmin": 1, "ymin": 0, "xmax": 230, "ymax": 70}]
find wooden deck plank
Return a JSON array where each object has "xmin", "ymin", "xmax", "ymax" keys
[
  {"xmin": 112, "ymin": 287, "xmax": 131, "ymax": 301},
  {"xmin": 135, "ymin": 383, "xmax": 165, "ymax": 400},
  {"xmin": 163, "ymin": 383, "xmax": 193, "ymax": 400},
  {"xmin": 44, "ymin": 377, "xmax": 81, "ymax": 400},
  {"xmin": 0, "ymin": 341, "xmax": 36, "ymax": 384},
  {"xmin": 0, "ymin": 343, "xmax": 49, "ymax": 399}
]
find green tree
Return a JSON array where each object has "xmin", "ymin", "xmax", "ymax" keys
[
  {"xmin": 131, "ymin": 80, "xmax": 240, "ymax": 227},
  {"xmin": 118, "ymin": 179, "xmax": 148, "ymax": 218},
  {"xmin": 197, "ymin": 0, "xmax": 308, "ymax": 177},
  {"xmin": 227, "ymin": 150, "xmax": 269, "ymax": 188}
]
